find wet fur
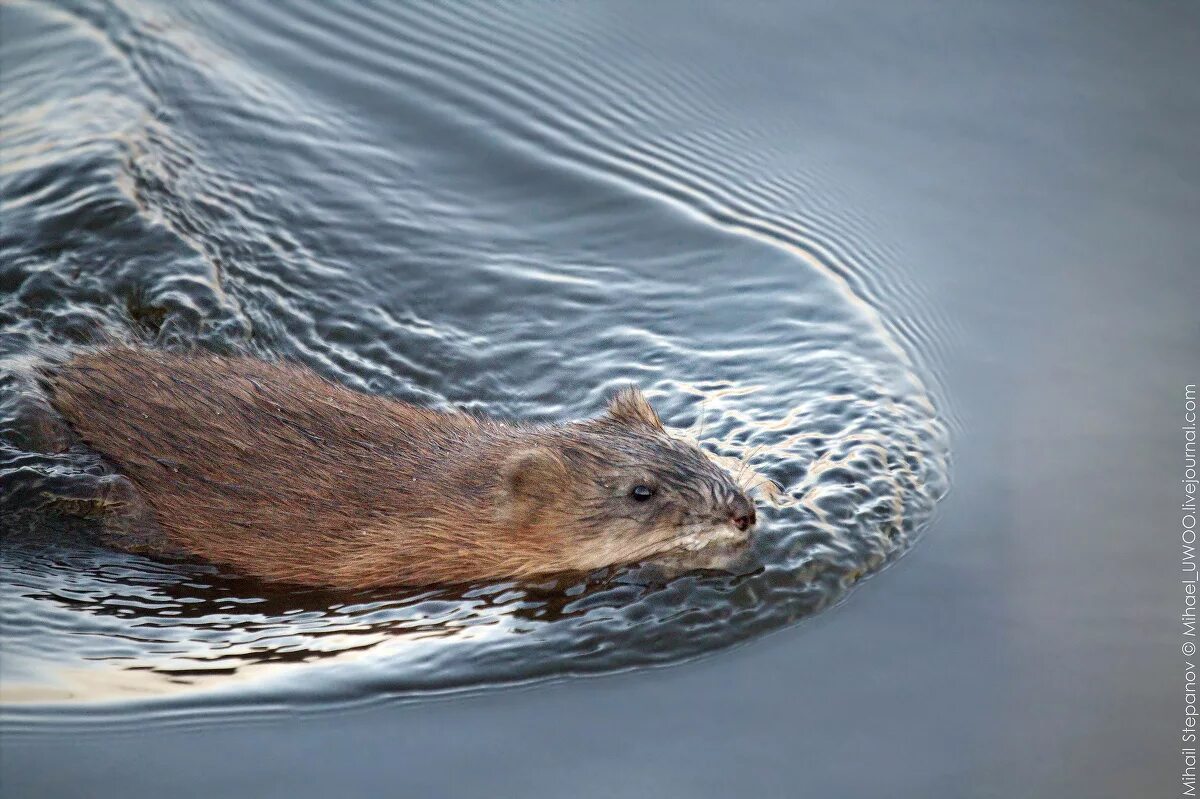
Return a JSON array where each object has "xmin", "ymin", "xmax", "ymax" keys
[{"xmin": 45, "ymin": 348, "xmax": 754, "ymax": 587}]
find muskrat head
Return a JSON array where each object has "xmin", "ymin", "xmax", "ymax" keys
[{"xmin": 499, "ymin": 387, "xmax": 758, "ymax": 574}]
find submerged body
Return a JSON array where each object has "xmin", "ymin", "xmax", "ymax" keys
[{"xmin": 45, "ymin": 348, "xmax": 757, "ymax": 587}]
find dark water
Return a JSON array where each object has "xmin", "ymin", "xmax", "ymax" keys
[{"xmin": 1, "ymin": 1, "xmax": 1196, "ymax": 797}]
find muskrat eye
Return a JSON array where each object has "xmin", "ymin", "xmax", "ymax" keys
[{"xmin": 630, "ymin": 485, "xmax": 656, "ymax": 501}]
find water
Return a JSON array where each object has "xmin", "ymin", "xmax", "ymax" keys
[{"xmin": 1, "ymin": 1, "xmax": 1195, "ymax": 796}]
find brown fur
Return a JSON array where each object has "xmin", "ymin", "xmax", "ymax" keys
[{"xmin": 45, "ymin": 348, "xmax": 757, "ymax": 587}]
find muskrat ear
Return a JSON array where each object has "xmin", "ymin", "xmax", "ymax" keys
[
  {"xmin": 604, "ymin": 386, "xmax": 664, "ymax": 432},
  {"xmin": 500, "ymin": 447, "xmax": 566, "ymax": 525}
]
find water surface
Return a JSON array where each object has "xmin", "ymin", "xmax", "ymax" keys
[
  {"xmin": 1, "ymin": 0, "xmax": 948, "ymax": 715},
  {"xmin": 2, "ymin": 1, "xmax": 1195, "ymax": 797}
]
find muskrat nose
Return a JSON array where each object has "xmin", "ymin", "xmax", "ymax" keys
[{"xmin": 730, "ymin": 496, "xmax": 757, "ymax": 532}]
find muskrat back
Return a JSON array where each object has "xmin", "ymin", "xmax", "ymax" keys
[{"xmin": 45, "ymin": 347, "xmax": 758, "ymax": 587}]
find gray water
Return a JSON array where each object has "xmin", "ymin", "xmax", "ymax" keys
[{"xmin": 1, "ymin": 1, "xmax": 1196, "ymax": 797}]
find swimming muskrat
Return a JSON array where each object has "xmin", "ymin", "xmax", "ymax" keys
[{"xmin": 43, "ymin": 348, "xmax": 758, "ymax": 587}]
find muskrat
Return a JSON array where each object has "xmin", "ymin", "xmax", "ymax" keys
[{"xmin": 42, "ymin": 347, "xmax": 758, "ymax": 587}]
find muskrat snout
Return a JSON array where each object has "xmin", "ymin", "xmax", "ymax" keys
[{"xmin": 729, "ymin": 494, "xmax": 757, "ymax": 532}]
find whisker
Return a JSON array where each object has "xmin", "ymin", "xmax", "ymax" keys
[
  {"xmin": 734, "ymin": 443, "xmax": 766, "ymax": 489},
  {"xmin": 625, "ymin": 520, "xmax": 730, "ymax": 562}
]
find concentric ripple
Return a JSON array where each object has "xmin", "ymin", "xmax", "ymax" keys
[{"xmin": 1, "ymin": 0, "xmax": 949, "ymax": 725}]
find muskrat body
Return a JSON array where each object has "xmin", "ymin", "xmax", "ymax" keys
[{"xmin": 44, "ymin": 348, "xmax": 757, "ymax": 587}]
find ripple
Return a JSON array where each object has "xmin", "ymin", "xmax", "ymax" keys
[{"xmin": 1, "ymin": 0, "xmax": 950, "ymax": 727}]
